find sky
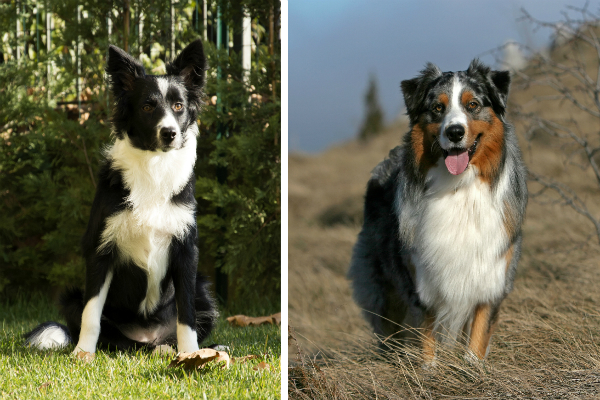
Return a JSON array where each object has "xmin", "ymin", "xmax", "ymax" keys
[{"xmin": 289, "ymin": 0, "xmax": 590, "ymax": 153}]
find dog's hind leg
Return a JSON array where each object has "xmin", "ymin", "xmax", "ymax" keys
[
  {"xmin": 59, "ymin": 287, "xmax": 85, "ymax": 344},
  {"xmin": 194, "ymin": 274, "xmax": 218, "ymax": 344}
]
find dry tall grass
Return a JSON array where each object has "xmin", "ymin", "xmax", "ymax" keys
[{"xmin": 289, "ymin": 22, "xmax": 600, "ymax": 397}]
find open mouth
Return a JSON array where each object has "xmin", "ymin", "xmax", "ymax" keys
[{"xmin": 441, "ymin": 134, "xmax": 481, "ymax": 175}]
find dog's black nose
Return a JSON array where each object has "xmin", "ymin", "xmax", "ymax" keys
[
  {"xmin": 160, "ymin": 127, "xmax": 177, "ymax": 143},
  {"xmin": 445, "ymin": 124, "xmax": 465, "ymax": 143}
]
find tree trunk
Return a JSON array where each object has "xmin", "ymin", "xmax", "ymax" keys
[
  {"xmin": 170, "ymin": 0, "xmax": 175, "ymax": 59},
  {"xmin": 123, "ymin": 0, "xmax": 130, "ymax": 52}
]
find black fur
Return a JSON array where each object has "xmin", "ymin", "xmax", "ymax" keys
[
  {"xmin": 106, "ymin": 39, "xmax": 206, "ymax": 151},
  {"xmin": 25, "ymin": 40, "xmax": 217, "ymax": 353}
]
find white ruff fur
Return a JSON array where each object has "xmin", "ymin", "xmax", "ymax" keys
[
  {"xmin": 399, "ymin": 163, "xmax": 511, "ymax": 343},
  {"xmin": 98, "ymin": 125, "xmax": 198, "ymax": 316}
]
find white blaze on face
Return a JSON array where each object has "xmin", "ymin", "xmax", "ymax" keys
[
  {"xmin": 155, "ymin": 77, "xmax": 182, "ymax": 148},
  {"xmin": 439, "ymin": 76, "xmax": 468, "ymax": 150},
  {"xmin": 156, "ymin": 77, "xmax": 170, "ymax": 97}
]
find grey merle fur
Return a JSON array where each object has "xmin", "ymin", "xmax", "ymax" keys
[{"xmin": 348, "ymin": 59, "xmax": 527, "ymax": 348}]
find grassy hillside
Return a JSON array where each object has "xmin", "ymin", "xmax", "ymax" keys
[{"xmin": 288, "ymin": 32, "xmax": 600, "ymax": 398}]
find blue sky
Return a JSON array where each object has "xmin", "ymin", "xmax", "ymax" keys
[{"xmin": 289, "ymin": 0, "xmax": 587, "ymax": 153}]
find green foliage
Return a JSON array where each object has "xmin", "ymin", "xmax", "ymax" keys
[
  {"xmin": 196, "ymin": 42, "xmax": 280, "ymax": 304},
  {"xmin": 358, "ymin": 74, "xmax": 384, "ymax": 141},
  {"xmin": 0, "ymin": 61, "xmax": 106, "ymax": 293},
  {"xmin": 0, "ymin": 0, "xmax": 280, "ymax": 307}
]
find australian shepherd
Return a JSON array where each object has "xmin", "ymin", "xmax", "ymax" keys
[
  {"xmin": 348, "ymin": 59, "xmax": 527, "ymax": 362},
  {"xmin": 25, "ymin": 39, "xmax": 218, "ymax": 354}
]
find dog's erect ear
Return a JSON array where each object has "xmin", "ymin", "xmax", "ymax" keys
[
  {"xmin": 401, "ymin": 62, "xmax": 442, "ymax": 124},
  {"xmin": 106, "ymin": 45, "xmax": 146, "ymax": 94},
  {"xmin": 466, "ymin": 58, "xmax": 490, "ymax": 78},
  {"xmin": 167, "ymin": 39, "xmax": 206, "ymax": 90},
  {"xmin": 467, "ymin": 58, "xmax": 511, "ymax": 116},
  {"xmin": 490, "ymin": 70, "xmax": 510, "ymax": 103}
]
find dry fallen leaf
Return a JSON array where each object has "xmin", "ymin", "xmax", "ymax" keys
[
  {"xmin": 214, "ymin": 350, "xmax": 230, "ymax": 369},
  {"xmin": 153, "ymin": 344, "xmax": 176, "ymax": 356},
  {"xmin": 38, "ymin": 382, "xmax": 51, "ymax": 391},
  {"xmin": 270, "ymin": 312, "xmax": 281, "ymax": 325},
  {"xmin": 253, "ymin": 362, "xmax": 271, "ymax": 371},
  {"xmin": 75, "ymin": 351, "xmax": 95, "ymax": 363},
  {"xmin": 226, "ymin": 312, "xmax": 282, "ymax": 327},
  {"xmin": 168, "ymin": 348, "xmax": 229, "ymax": 370},
  {"xmin": 231, "ymin": 354, "xmax": 259, "ymax": 364}
]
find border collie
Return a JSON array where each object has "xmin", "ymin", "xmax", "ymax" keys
[
  {"xmin": 25, "ymin": 39, "xmax": 218, "ymax": 354},
  {"xmin": 348, "ymin": 60, "xmax": 527, "ymax": 362}
]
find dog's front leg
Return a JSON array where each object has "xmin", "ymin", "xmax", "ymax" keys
[
  {"xmin": 171, "ymin": 235, "xmax": 200, "ymax": 354},
  {"xmin": 422, "ymin": 311, "xmax": 436, "ymax": 367},
  {"xmin": 467, "ymin": 303, "xmax": 499, "ymax": 359},
  {"xmin": 73, "ymin": 268, "xmax": 113, "ymax": 354}
]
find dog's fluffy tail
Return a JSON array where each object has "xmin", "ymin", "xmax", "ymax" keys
[
  {"xmin": 24, "ymin": 321, "xmax": 72, "ymax": 350},
  {"xmin": 24, "ymin": 287, "xmax": 84, "ymax": 350}
]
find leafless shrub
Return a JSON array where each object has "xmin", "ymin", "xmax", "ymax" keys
[{"xmin": 489, "ymin": 5, "xmax": 600, "ymax": 244}]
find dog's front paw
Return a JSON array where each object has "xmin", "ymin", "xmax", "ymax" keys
[
  {"xmin": 177, "ymin": 343, "xmax": 200, "ymax": 354},
  {"xmin": 176, "ymin": 323, "xmax": 200, "ymax": 353},
  {"xmin": 72, "ymin": 349, "xmax": 96, "ymax": 363},
  {"xmin": 463, "ymin": 350, "xmax": 485, "ymax": 367},
  {"xmin": 72, "ymin": 344, "xmax": 95, "ymax": 355},
  {"xmin": 71, "ymin": 341, "xmax": 96, "ymax": 355},
  {"xmin": 421, "ymin": 358, "xmax": 438, "ymax": 371}
]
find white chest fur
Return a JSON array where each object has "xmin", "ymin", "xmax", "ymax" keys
[
  {"xmin": 98, "ymin": 130, "xmax": 197, "ymax": 315},
  {"xmin": 400, "ymin": 165, "xmax": 510, "ymax": 339}
]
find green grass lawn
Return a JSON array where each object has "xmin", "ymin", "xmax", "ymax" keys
[{"xmin": 0, "ymin": 294, "xmax": 281, "ymax": 399}]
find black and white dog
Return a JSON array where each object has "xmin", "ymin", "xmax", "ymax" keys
[
  {"xmin": 25, "ymin": 39, "xmax": 217, "ymax": 354},
  {"xmin": 349, "ymin": 60, "xmax": 527, "ymax": 362}
]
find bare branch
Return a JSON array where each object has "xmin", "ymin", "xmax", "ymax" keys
[
  {"xmin": 529, "ymin": 172, "xmax": 600, "ymax": 244},
  {"xmin": 511, "ymin": 8, "xmax": 600, "ymax": 244}
]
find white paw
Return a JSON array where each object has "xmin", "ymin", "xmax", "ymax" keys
[
  {"xmin": 177, "ymin": 343, "xmax": 200, "ymax": 354},
  {"xmin": 72, "ymin": 340, "xmax": 96, "ymax": 355},
  {"xmin": 464, "ymin": 350, "xmax": 484, "ymax": 366},
  {"xmin": 421, "ymin": 358, "xmax": 437, "ymax": 370},
  {"xmin": 176, "ymin": 323, "xmax": 199, "ymax": 353},
  {"xmin": 72, "ymin": 347, "xmax": 95, "ymax": 355}
]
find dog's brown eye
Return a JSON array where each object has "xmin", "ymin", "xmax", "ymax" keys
[
  {"xmin": 142, "ymin": 104, "xmax": 154, "ymax": 113},
  {"xmin": 467, "ymin": 101, "xmax": 479, "ymax": 111},
  {"xmin": 433, "ymin": 103, "xmax": 444, "ymax": 113},
  {"xmin": 172, "ymin": 103, "xmax": 183, "ymax": 112}
]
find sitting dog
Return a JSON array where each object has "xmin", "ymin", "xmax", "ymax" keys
[
  {"xmin": 26, "ymin": 39, "xmax": 217, "ymax": 354},
  {"xmin": 348, "ymin": 60, "xmax": 527, "ymax": 362}
]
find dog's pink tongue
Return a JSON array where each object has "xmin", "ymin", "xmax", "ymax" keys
[{"xmin": 444, "ymin": 149, "xmax": 469, "ymax": 175}]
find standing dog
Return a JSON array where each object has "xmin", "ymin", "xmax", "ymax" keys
[
  {"xmin": 348, "ymin": 60, "xmax": 527, "ymax": 361},
  {"xmin": 25, "ymin": 39, "xmax": 217, "ymax": 354}
]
